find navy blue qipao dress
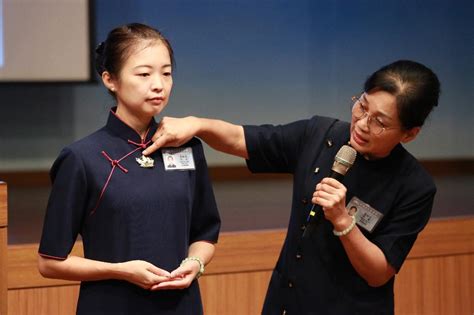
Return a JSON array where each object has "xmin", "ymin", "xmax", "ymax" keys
[
  {"xmin": 244, "ymin": 116, "xmax": 435, "ymax": 315},
  {"xmin": 39, "ymin": 109, "xmax": 221, "ymax": 315}
]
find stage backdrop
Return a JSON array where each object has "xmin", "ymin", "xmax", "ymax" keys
[{"xmin": 0, "ymin": 0, "xmax": 472, "ymax": 170}]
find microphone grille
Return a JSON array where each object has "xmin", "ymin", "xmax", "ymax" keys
[{"xmin": 335, "ymin": 145, "xmax": 357, "ymax": 168}]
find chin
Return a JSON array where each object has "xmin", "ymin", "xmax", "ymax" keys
[
  {"xmin": 146, "ymin": 105, "xmax": 165, "ymax": 116},
  {"xmin": 349, "ymin": 138, "xmax": 369, "ymax": 157},
  {"xmin": 349, "ymin": 133, "xmax": 362, "ymax": 150}
]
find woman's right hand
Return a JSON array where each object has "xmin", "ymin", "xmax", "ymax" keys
[
  {"xmin": 143, "ymin": 116, "xmax": 200, "ymax": 156},
  {"xmin": 116, "ymin": 260, "xmax": 172, "ymax": 290},
  {"xmin": 143, "ymin": 115, "xmax": 248, "ymax": 159}
]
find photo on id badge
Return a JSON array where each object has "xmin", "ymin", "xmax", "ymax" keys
[
  {"xmin": 162, "ymin": 147, "xmax": 195, "ymax": 171},
  {"xmin": 346, "ymin": 196, "xmax": 384, "ymax": 233}
]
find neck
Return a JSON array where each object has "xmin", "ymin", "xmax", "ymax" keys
[{"xmin": 115, "ymin": 106, "xmax": 151, "ymax": 139}]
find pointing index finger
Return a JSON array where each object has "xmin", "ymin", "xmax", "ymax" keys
[{"xmin": 143, "ymin": 135, "xmax": 166, "ymax": 155}]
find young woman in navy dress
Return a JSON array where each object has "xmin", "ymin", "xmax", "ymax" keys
[{"xmin": 38, "ymin": 23, "xmax": 220, "ymax": 314}]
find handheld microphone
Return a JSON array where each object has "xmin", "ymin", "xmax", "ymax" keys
[{"xmin": 302, "ymin": 144, "xmax": 357, "ymax": 238}]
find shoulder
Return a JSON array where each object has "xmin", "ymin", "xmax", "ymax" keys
[
  {"xmin": 306, "ymin": 115, "xmax": 348, "ymax": 136},
  {"xmin": 66, "ymin": 127, "xmax": 108, "ymax": 153},
  {"xmin": 395, "ymin": 146, "xmax": 436, "ymax": 194},
  {"xmin": 302, "ymin": 116, "xmax": 349, "ymax": 149},
  {"xmin": 50, "ymin": 128, "xmax": 107, "ymax": 177},
  {"xmin": 243, "ymin": 115, "xmax": 343, "ymax": 137}
]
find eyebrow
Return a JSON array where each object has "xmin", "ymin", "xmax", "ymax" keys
[
  {"xmin": 133, "ymin": 64, "xmax": 172, "ymax": 70},
  {"xmin": 361, "ymin": 94, "xmax": 393, "ymax": 121}
]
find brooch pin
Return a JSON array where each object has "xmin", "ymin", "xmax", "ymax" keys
[{"xmin": 136, "ymin": 155, "xmax": 154, "ymax": 168}]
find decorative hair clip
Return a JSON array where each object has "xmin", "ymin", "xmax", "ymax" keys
[{"xmin": 95, "ymin": 42, "xmax": 105, "ymax": 54}]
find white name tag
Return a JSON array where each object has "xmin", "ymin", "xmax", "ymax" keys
[
  {"xmin": 347, "ymin": 196, "xmax": 383, "ymax": 233},
  {"xmin": 162, "ymin": 147, "xmax": 195, "ymax": 171}
]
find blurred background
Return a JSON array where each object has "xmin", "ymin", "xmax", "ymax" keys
[
  {"xmin": 1, "ymin": 0, "xmax": 473, "ymax": 168},
  {"xmin": 0, "ymin": 0, "xmax": 473, "ymax": 242}
]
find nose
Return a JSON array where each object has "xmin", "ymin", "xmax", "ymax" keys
[
  {"xmin": 151, "ymin": 74, "xmax": 163, "ymax": 92},
  {"xmin": 357, "ymin": 113, "xmax": 371, "ymax": 132}
]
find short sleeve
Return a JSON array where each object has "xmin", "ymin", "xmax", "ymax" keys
[
  {"xmin": 243, "ymin": 119, "xmax": 309, "ymax": 174},
  {"xmin": 38, "ymin": 148, "xmax": 88, "ymax": 259},
  {"xmin": 189, "ymin": 139, "xmax": 221, "ymax": 244},
  {"xmin": 372, "ymin": 172, "xmax": 436, "ymax": 271}
]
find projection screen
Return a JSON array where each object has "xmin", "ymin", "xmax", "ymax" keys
[{"xmin": 0, "ymin": 0, "xmax": 92, "ymax": 82}]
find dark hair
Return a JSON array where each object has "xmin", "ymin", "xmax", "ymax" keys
[
  {"xmin": 95, "ymin": 23, "xmax": 175, "ymax": 78},
  {"xmin": 364, "ymin": 60, "xmax": 440, "ymax": 130}
]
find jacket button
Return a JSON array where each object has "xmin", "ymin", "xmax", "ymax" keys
[
  {"xmin": 296, "ymin": 253, "xmax": 302, "ymax": 260},
  {"xmin": 288, "ymin": 281, "xmax": 294, "ymax": 288},
  {"xmin": 326, "ymin": 139, "xmax": 333, "ymax": 147},
  {"xmin": 314, "ymin": 167, "xmax": 320, "ymax": 173},
  {"xmin": 282, "ymin": 310, "xmax": 287, "ymax": 315}
]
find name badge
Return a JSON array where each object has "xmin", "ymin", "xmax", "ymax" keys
[
  {"xmin": 346, "ymin": 196, "xmax": 383, "ymax": 233},
  {"xmin": 162, "ymin": 147, "xmax": 195, "ymax": 171}
]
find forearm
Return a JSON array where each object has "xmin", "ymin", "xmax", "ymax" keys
[
  {"xmin": 187, "ymin": 241, "xmax": 215, "ymax": 266},
  {"xmin": 314, "ymin": 178, "xmax": 396, "ymax": 287},
  {"xmin": 38, "ymin": 255, "xmax": 123, "ymax": 282},
  {"xmin": 194, "ymin": 117, "xmax": 248, "ymax": 159},
  {"xmin": 335, "ymin": 218, "xmax": 395, "ymax": 287}
]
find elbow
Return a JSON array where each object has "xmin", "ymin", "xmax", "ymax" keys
[
  {"xmin": 367, "ymin": 278, "xmax": 390, "ymax": 288},
  {"xmin": 37, "ymin": 257, "xmax": 51, "ymax": 278},
  {"xmin": 366, "ymin": 271, "xmax": 395, "ymax": 287},
  {"xmin": 37, "ymin": 255, "xmax": 59, "ymax": 279},
  {"xmin": 366, "ymin": 262, "xmax": 396, "ymax": 287}
]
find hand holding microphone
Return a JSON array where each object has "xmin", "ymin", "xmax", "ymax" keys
[{"xmin": 302, "ymin": 145, "xmax": 357, "ymax": 238}]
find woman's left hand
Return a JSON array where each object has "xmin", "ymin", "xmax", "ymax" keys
[
  {"xmin": 150, "ymin": 259, "xmax": 200, "ymax": 290},
  {"xmin": 312, "ymin": 178, "xmax": 352, "ymax": 230}
]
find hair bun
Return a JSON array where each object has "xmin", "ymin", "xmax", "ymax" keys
[
  {"xmin": 94, "ymin": 42, "xmax": 107, "ymax": 75},
  {"xmin": 95, "ymin": 42, "xmax": 105, "ymax": 54}
]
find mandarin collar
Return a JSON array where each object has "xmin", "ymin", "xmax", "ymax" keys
[
  {"xmin": 355, "ymin": 143, "xmax": 404, "ymax": 170},
  {"xmin": 105, "ymin": 107, "xmax": 158, "ymax": 145}
]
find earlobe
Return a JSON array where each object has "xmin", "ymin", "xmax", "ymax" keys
[
  {"xmin": 401, "ymin": 127, "xmax": 421, "ymax": 143},
  {"xmin": 101, "ymin": 71, "xmax": 116, "ymax": 92}
]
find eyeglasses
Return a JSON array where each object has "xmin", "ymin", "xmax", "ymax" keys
[{"xmin": 351, "ymin": 94, "xmax": 399, "ymax": 135}]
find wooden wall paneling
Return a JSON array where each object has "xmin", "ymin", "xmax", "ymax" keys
[
  {"xmin": 0, "ymin": 182, "xmax": 6, "ymax": 227},
  {"xmin": 6, "ymin": 217, "xmax": 474, "ymax": 315},
  {"xmin": 1, "ymin": 182, "xmax": 8, "ymax": 315},
  {"xmin": 8, "ymin": 241, "xmax": 83, "ymax": 289},
  {"xmin": 200, "ymin": 271, "xmax": 272, "ymax": 314},
  {"xmin": 6, "ymin": 272, "xmax": 274, "ymax": 315},
  {"xmin": 408, "ymin": 217, "xmax": 474, "ymax": 258},
  {"xmin": 8, "ymin": 286, "xmax": 79, "ymax": 315},
  {"xmin": 394, "ymin": 253, "xmax": 474, "ymax": 315},
  {"xmin": 207, "ymin": 229, "xmax": 284, "ymax": 274},
  {"xmin": 0, "ymin": 229, "xmax": 7, "ymax": 315}
]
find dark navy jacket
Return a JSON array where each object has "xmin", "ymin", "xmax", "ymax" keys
[
  {"xmin": 244, "ymin": 116, "xmax": 435, "ymax": 315},
  {"xmin": 39, "ymin": 109, "xmax": 221, "ymax": 315}
]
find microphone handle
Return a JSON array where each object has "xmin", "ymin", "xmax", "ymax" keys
[
  {"xmin": 329, "ymin": 170, "xmax": 344, "ymax": 182},
  {"xmin": 301, "ymin": 203, "xmax": 321, "ymax": 238},
  {"xmin": 301, "ymin": 170, "xmax": 344, "ymax": 239}
]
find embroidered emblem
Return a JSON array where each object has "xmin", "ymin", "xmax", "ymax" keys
[{"xmin": 136, "ymin": 155, "xmax": 154, "ymax": 168}]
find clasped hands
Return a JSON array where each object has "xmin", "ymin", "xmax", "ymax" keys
[{"xmin": 118, "ymin": 259, "xmax": 201, "ymax": 291}]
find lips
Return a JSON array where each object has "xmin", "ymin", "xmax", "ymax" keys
[
  {"xmin": 148, "ymin": 97, "xmax": 164, "ymax": 104},
  {"xmin": 352, "ymin": 129, "xmax": 368, "ymax": 146}
]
